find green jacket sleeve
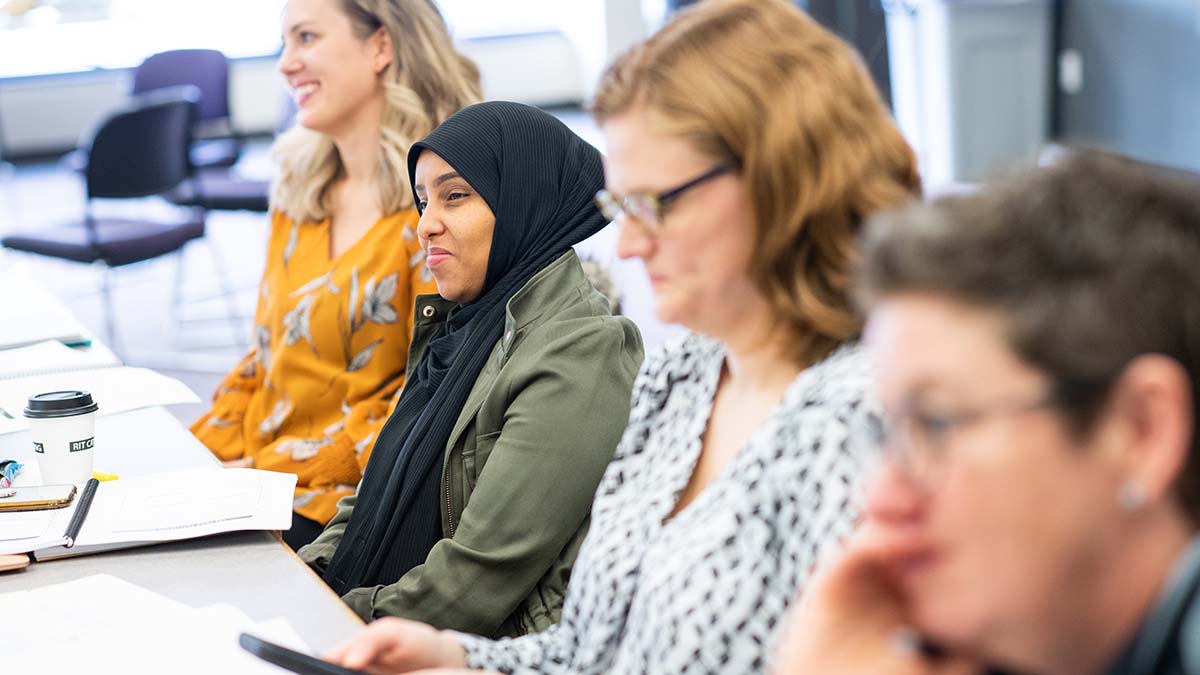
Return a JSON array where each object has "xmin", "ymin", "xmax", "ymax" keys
[
  {"xmin": 296, "ymin": 492, "xmax": 356, "ymax": 574},
  {"xmin": 359, "ymin": 317, "xmax": 642, "ymax": 634}
]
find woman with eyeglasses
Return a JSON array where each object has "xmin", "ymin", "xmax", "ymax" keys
[
  {"xmin": 775, "ymin": 151, "xmax": 1200, "ymax": 675},
  {"xmin": 319, "ymin": 1, "xmax": 919, "ymax": 673}
]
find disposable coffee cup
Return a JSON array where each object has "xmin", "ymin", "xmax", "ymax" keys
[{"xmin": 24, "ymin": 390, "xmax": 99, "ymax": 485}]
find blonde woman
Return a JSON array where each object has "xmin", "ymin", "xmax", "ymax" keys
[
  {"xmin": 319, "ymin": 1, "xmax": 920, "ymax": 672},
  {"xmin": 191, "ymin": 0, "xmax": 480, "ymax": 549}
]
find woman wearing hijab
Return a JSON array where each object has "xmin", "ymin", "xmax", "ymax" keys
[{"xmin": 297, "ymin": 101, "xmax": 644, "ymax": 637}]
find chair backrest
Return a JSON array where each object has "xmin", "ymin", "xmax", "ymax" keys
[
  {"xmin": 131, "ymin": 49, "xmax": 230, "ymax": 123},
  {"xmin": 84, "ymin": 86, "xmax": 199, "ymax": 200}
]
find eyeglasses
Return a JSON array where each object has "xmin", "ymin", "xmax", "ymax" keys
[
  {"xmin": 864, "ymin": 388, "xmax": 1063, "ymax": 487},
  {"xmin": 594, "ymin": 164, "xmax": 734, "ymax": 234}
]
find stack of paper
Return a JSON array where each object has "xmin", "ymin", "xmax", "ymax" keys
[
  {"xmin": 0, "ymin": 264, "xmax": 92, "ymax": 350},
  {"xmin": 1, "ymin": 574, "xmax": 310, "ymax": 674},
  {"xmin": 0, "ymin": 365, "xmax": 200, "ymax": 434},
  {"xmin": 0, "ymin": 315, "xmax": 89, "ymax": 350},
  {"xmin": 0, "ymin": 468, "xmax": 297, "ymax": 558},
  {"xmin": 0, "ymin": 340, "xmax": 121, "ymax": 380}
]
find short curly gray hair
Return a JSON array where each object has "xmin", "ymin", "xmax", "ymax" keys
[{"xmin": 858, "ymin": 149, "xmax": 1200, "ymax": 522}]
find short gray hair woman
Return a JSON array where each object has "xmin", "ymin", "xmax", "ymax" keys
[{"xmin": 776, "ymin": 150, "xmax": 1200, "ymax": 675}]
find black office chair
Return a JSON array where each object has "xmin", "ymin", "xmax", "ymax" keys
[
  {"xmin": 165, "ymin": 170, "xmax": 271, "ymax": 213},
  {"xmin": 172, "ymin": 91, "xmax": 295, "ymax": 214},
  {"xmin": 137, "ymin": 49, "xmax": 271, "ymax": 213},
  {"xmin": 0, "ymin": 87, "xmax": 237, "ymax": 349},
  {"xmin": 132, "ymin": 49, "xmax": 242, "ymax": 169},
  {"xmin": 58, "ymin": 50, "xmax": 269, "ymax": 213},
  {"xmin": 146, "ymin": 49, "xmax": 272, "ymax": 213}
]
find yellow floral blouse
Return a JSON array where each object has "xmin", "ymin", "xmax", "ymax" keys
[{"xmin": 191, "ymin": 210, "xmax": 436, "ymax": 524}]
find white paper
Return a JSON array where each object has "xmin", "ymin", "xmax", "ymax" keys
[
  {"xmin": 0, "ymin": 468, "xmax": 297, "ymax": 555},
  {"xmin": 0, "ymin": 366, "xmax": 200, "ymax": 433},
  {"xmin": 82, "ymin": 468, "xmax": 296, "ymax": 543},
  {"xmin": 0, "ymin": 509, "xmax": 55, "ymax": 542},
  {"xmin": 0, "ymin": 340, "xmax": 121, "ymax": 380},
  {"xmin": 0, "ymin": 313, "xmax": 88, "ymax": 351},
  {"xmin": 0, "ymin": 264, "xmax": 91, "ymax": 350},
  {"xmin": 0, "ymin": 574, "xmax": 193, "ymax": 658},
  {"xmin": 1, "ymin": 575, "xmax": 310, "ymax": 674},
  {"xmin": 55, "ymin": 605, "xmax": 310, "ymax": 675}
]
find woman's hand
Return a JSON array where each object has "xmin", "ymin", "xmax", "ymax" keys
[
  {"xmin": 774, "ymin": 524, "xmax": 980, "ymax": 675},
  {"xmin": 324, "ymin": 618, "xmax": 469, "ymax": 674}
]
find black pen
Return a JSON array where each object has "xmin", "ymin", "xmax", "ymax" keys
[{"xmin": 63, "ymin": 477, "xmax": 99, "ymax": 548}]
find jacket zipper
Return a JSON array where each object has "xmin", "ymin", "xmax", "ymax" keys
[{"xmin": 444, "ymin": 461, "xmax": 456, "ymax": 537}]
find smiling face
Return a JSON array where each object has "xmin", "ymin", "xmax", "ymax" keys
[
  {"xmin": 601, "ymin": 108, "xmax": 759, "ymax": 337},
  {"xmin": 413, "ymin": 150, "xmax": 496, "ymax": 303},
  {"xmin": 864, "ymin": 292, "xmax": 1138, "ymax": 668},
  {"xmin": 278, "ymin": 0, "xmax": 391, "ymax": 138}
]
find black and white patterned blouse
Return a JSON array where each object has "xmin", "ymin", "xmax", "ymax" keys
[{"xmin": 456, "ymin": 333, "xmax": 877, "ymax": 674}]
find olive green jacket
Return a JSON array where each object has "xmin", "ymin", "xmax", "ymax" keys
[{"xmin": 298, "ymin": 250, "xmax": 643, "ymax": 638}]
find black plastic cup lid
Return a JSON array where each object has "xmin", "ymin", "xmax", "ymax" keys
[{"xmin": 24, "ymin": 390, "xmax": 99, "ymax": 419}]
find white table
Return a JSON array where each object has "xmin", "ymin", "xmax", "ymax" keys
[
  {"xmin": 0, "ymin": 406, "xmax": 363, "ymax": 650},
  {"xmin": 0, "ymin": 258, "xmax": 364, "ymax": 649}
]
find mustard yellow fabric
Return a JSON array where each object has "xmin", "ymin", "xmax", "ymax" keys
[{"xmin": 191, "ymin": 210, "xmax": 436, "ymax": 524}]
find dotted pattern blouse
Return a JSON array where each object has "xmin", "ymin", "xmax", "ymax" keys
[{"xmin": 456, "ymin": 333, "xmax": 877, "ymax": 674}]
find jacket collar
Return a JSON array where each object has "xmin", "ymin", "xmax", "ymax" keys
[
  {"xmin": 410, "ymin": 249, "xmax": 589, "ymax": 364},
  {"xmin": 498, "ymin": 249, "xmax": 586, "ymax": 351}
]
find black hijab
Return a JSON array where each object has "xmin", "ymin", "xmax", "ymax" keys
[{"xmin": 322, "ymin": 101, "xmax": 608, "ymax": 594}]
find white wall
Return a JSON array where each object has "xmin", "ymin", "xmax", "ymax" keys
[
  {"xmin": 885, "ymin": 0, "xmax": 1054, "ymax": 186},
  {"xmin": 1057, "ymin": 0, "xmax": 1200, "ymax": 173},
  {"xmin": 0, "ymin": 0, "xmax": 653, "ymax": 158},
  {"xmin": 0, "ymin": 32, "xmax": 589, "ymax": 157}
]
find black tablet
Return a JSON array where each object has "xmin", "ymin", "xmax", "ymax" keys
[{"xmin": 239, "ymin": 633, "xmax": 369, "ymax": 675}]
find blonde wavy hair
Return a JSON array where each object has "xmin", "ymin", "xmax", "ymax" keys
[
  {"xmin": 271, "ymin": 0, "xmax": 482, "ymax": 222},
  {"xmin": 592, "ymin": 0, "xmax": 921, "ymax": 367}
]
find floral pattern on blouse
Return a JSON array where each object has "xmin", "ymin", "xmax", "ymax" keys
[{"xmin": 190, "ymin": 209, "xmax": 438, "ymax": 524}]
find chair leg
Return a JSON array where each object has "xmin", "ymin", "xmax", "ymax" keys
[
  {"xmin": 204, "ymin": 238, "xmax": 246, "ymax": 346},
  {"xmin": 170, "ymin": 248, "xmax": 187, "ymax": 346},
  {"xmin": 99, "ymin": 265, "xmax": 121, "ymax": 355}
]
